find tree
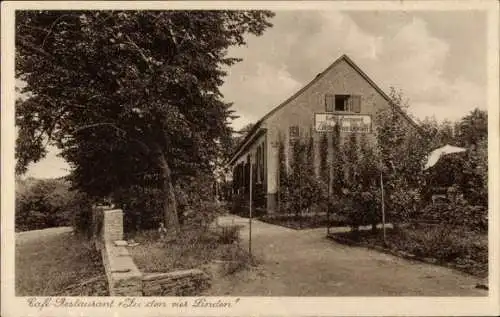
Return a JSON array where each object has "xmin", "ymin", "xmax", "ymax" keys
[
  {"xmin": 375, "ymin": 88, "xmax": 428, "ymax": 226},
  {"xmin": 287, "ymin": 134, "xmax": 322, "ymax": 218},
  {"xmin": 277, "ymin": 133, "xmax": 288, "ymax": 212},
  {"xmin": 229, "ymin": 122, "xmax": 256, "ymax": 154},
  {"xmin": 15, "ymin": 11, "xmax": 275, "ymax": 234},
  {"xmin": 319, "ymin": 132, "xmax": 329, "ymax": 185},
  {"xmin": 15, "ymin": 178, "xmax": 87, "ymax": 231},
  {"xmin": 330, "ymin": 125, "xmax": 344, "ymax": 197},
  {"xmin": 455, "ymin": 108, "xmax": 487, "ymax": 147}
]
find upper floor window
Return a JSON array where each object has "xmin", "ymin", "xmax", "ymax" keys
[
  {"xmin": 335, "ymin": 95, "xmax": 350, "ymax": 111},
  {"xmin": 325, "ymin": 94, "xmax": 362, "ymax": 113}
]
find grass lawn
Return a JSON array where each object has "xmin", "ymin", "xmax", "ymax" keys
[
  {"xmin": 129, "ymin": 225, "xmax": 252, "ymax": 274},
  {"xmin": 16, "ymin": 228, "xmax": 108, "ymax": 296},
  {"xmin": 330, "ymin": 223, "xmax": 487, "ymax": 278}
]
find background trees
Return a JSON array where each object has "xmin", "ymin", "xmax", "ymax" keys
[
  {"xmin": 15, "ymin": 177, "xmax": 92, "ymax": 231},
  {"xmin": 268, "ymin": 87, "xmax": 487, "ymax": 232},
  {"xmin": 15, "ymin": 10, "xmax": 274, "ymax": 233}
]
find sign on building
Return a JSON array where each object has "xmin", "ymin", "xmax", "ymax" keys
[{"xmin": 315, "ymin": 113, "xmax": 372, "ymax": 133}]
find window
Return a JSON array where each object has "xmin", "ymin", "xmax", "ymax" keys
[
  {"xmin": 330, "ymin": 94, "xmax": 362, "ymax": 113},
  {"xmin": 335, "ymin": 95, "xmax": 350, "ymax": 111}
]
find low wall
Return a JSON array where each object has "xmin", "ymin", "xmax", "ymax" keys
[
  {"xmin": 94, "ymin": 208, "xmax": 213, "ymax": 296},
  {"xmin": 96, "ymin": 209, "xmax": 143, "ymax": 296},
  {"xmin": 142, "ymin": 269, "xmax": 211, "ymax": 296}
]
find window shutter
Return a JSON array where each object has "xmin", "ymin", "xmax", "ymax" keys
[
  {"xmin": 325, "ymin": 94, "xmax": 334, "ymax": 112},
  {"xmin": 350, "ymin": 95, "xmax": 361, "ymax": 113}
]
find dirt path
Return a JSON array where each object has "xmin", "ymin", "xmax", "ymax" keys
[{"xmin": 208, "ymin": 215, "xmax": 487, "ymax": 296}]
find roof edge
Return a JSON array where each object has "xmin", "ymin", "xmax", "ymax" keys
[
  {"xmin": 227, "ymin": 54, "xmax": 349, "ymax": 164},
  {"xmin": 227, "ymin": 127, "xmax": 267, "ymax": 166},
  {"xmin": 341, "ymin": 55, "xmax": 424, "ymax": 135},
  {"xmin": 228, "ymin": 54, "xmax": 425, "ymax": 164}
]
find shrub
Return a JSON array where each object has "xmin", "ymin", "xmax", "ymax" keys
[
  {"xmin": 16, "ymin": 178, "xmax": 92, "ymax": 232},
  {"xmin": 114, "ymin": 186, "xmax": 163, "ymax": 234},
  {"xmin": 398, "ymin": 226, "xmax": 471, "ymax": 263},
  {"xmin": 280, "ymin": 133, "xmax": 324, "ymax": 216},
  {"xmin": 388, "ymin": 184, "xmax": 421, "ymax": 224},
  {"xmin": 71, "ymin": 192, "xmax": 95, "ymax": 238},
  {"xmin": 221, "ymin": 247, "xmax": 255, "ymax": 275},
  {"xmin": 184, "ymin": 200, "xmax": 225, "ymax": 230},
  {"xmin": 418, "ymin": 202, "xmax": 487, "ymax": 232},
  {"xmin": 216, "ymin": 225, "xmax": 242, "ymax": 244},
  {"xmin": 230, "ymin": 191, "xmax": 267, "ymax": 218}
]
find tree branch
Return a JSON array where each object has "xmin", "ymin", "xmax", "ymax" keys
[
  {"xmin": 17, "ymin": 38, "xmax": 55, "ymax": 60},
  {"xmin": 41, "ymin": 14, "xmax": 75, "ymax": 48},
  {"xmin": 124, "ymin": 34, "xmax": 153, "ymax": 72},
  {"xmin": 73, "ymin": 122, "xmax": 151, "ymax": 154}
]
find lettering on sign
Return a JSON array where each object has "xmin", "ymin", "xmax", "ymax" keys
[{"xmin": 315, "ymin": 113, "xmax": 372, "ymax": 133}]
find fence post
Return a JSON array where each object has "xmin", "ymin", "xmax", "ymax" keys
[
  {"xmin": 249, "ymin": 160, "xmax": 253, "ymax": 256},
  {"xmin": 380, "ymin": 171, "xmax": 386, "ymax": 245}
]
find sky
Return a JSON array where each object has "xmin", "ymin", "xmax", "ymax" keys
[{"xmin": 23, "ymin": 10, "xmax": 487, "ymax": 179}]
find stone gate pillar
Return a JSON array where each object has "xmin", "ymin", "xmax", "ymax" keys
[{"xmin": 102, "ymin": 209, "xmax": 123, "ymax": 242}]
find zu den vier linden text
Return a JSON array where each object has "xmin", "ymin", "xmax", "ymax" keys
[{"xmin": 26, "ymin": 297, "xmax": 239, "ymax": 311}]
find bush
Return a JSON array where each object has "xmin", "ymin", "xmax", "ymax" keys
[
  {"xmin": 387, "ymin": 185, "xmax": 421, "ymax": 223},
  {"xmin": 71, "ymin": 192, "xmax": 95, "ymax": 238},
  {"xmin": 277, "ymin": 134, "xmax": 324, "ymax": 216},
  {"xmin": 184, "ymin": 200, "xmax": 226, "ymax": 230},
  {"xmin": 396, "ymin": 226, "xmax": 472, "ymax": 263},
  {"xmin": 220, "ymin": 247, "xmax": 255, "ymax": 275},
  {"xmin": 216, "ymin": 225, "xmax": 242, "ymax": 244},
  {"xmin": 230, "ymin": 192, "xmax": 267, "ymax": 218},
  {"xmin": 113, "ymin": 172, "xmax": 219, "ymax": 235},
  {"xmin": 16, "ymin": 178, "xmax": 92, "ymax": 232},
  {"xmin": 341, "ymin": 190, "xmax": 380, "ymax": 230},
  {"xmin": 418, "ymin": 202, "xmax": 487, "ymax": 232}
]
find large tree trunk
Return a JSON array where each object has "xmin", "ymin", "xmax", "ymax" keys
[{"xmin": 159, "ymin": 154, "xmax": 180, "ymax": 236}]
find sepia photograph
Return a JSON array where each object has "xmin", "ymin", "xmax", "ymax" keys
[{"xmin": 2, "ymin": 1, "xmax": 499, "ymax": 316}]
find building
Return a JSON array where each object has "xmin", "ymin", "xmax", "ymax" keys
[{"xmin": 227, "ymin": 54, "xmax": 421, "ymax": 213}]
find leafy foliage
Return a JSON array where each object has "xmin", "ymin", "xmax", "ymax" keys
[
  {"xmin": 16, "ymin": 11, "xmax": 275, "ymax": 233},
  {"xmin": 416, "ymin": 190, "xmax": 487, "ymax": 232},
  {"xmin": 15, "ymin": 177, "xmax": 92, "ymax": 231},
  {"xmin": 281, "ymin": 133, "xmax": 323, "ymax": 216},
  {"xmin": 337, "ymin": 133, "xmax": 381, "ymax": 229},
  {"xmin": 318, "ymin": 132, "xmax": 329, "ymax": 185},
  {"xmin": 374, "ymin": 88, "xmax": 430, "ymax": 225},
  {"xmin": 455, "ymin": 108, "xmax": 488, "ymax": 147},
  {"xmin": 216, "ymin": 224, "xmax": 242, "ymax": 244},
  {"xmin": 277, "ymin": 133, "xmax": 288, "ymax": 210},
  {"xmin": 420, "ymin": 109, "xmax": 488, "ymax": 207}
]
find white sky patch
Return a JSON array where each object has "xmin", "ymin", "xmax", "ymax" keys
[
  {"xmin": 24, "ymin": 145, "xmax": 71, "ymax": 179},
  {"xmin": 363, "ymin": 16, "xmax": 485, "ymax": 122},
  {"xmin": 222, "ymin": 58, "xmax": 302, "ymax": 130}
]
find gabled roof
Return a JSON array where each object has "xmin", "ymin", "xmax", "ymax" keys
[{"xmin": 228, "ymin": 54, "xmax": 423, "ymax": 166}]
